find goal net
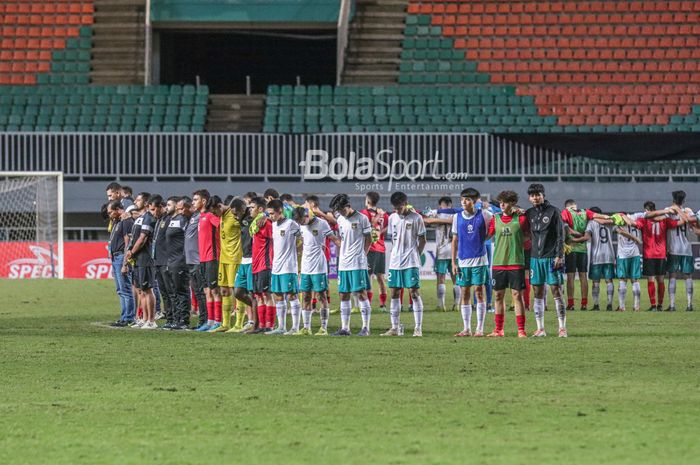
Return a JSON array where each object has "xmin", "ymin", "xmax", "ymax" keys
[{"xmin": 0, "ymin": 172, "xmax": 63, "ymax": 279}]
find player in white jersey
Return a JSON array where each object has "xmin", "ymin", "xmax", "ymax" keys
[
  {"xmin": 380, "ymin": 192, "xmax": 427, "ymax": 337},
  {"xmin": 328, "ymin": 194, "xmax": 373, "ymax": 336},
  {"xmin": 266, "ymin": 199, "xmax": 303, "ymax": 335},
  {"xmin": 293, "ymin": 206, "xmax": 334, "ymax": 335},
  {"xmin": 612, "ymin": 212, "xmax": 644, "ymax": 311},
  {"xmin": 666, "ymin": 191, "xmax": 695, "ymax": 312},
  {"xmin": 423, "ymin": 197, "xmax": 460, "ymax": 311},
  {"xmin": 571, "ymin": 207, "xmax": 616, "ymax": 310}
]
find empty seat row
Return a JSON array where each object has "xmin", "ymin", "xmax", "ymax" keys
[
  {"xmin": 464, "ymin": 47, "xmax": 700, "ymax": 60},
  {"xmin": 407, "ymin": 1, "xmax": 699, "ymax": 15},
  {"xmin": 0, "ymin": 3, "xmax": 94, "ymax": 15},
  {"xmin": 436, "ymin": 24, "xmax": 700, "ymax": 36},
  {"xmin": 415, "ymin": 12, "xmax": 700, "ymax": 26}
]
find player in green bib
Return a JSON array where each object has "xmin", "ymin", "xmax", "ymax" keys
[
  {"xmin": 561, "ymin": 200, "xmax": 608, "ymax": 311},
  {"xmin": 486, "ymin": 191, "xmax": 528, "ymax": 338}
]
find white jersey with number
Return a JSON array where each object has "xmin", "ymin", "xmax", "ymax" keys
[
  {"xmin": 388, "ymin": 211, "xmax": 427, "ymax": 270},
  {"xmin": 435, "ymin": 212, "xmax": 453, "ymax": 260},
  {"xmin": 300, "ymin": 217, "xmax": 332, "ymax": 275},
  {"xmin": 615, "ymin": 212, "xmax": 643, "ymax": 259},
  {"xmin": 271, "ymin": 218, "xmax": 301, "ymax": 275},
  {"xmin": 666, "ymin": 209, "xmax": 694, "ymax": 256},
  {"xmin": 337, "ymin": 211, "xmax": 371, "ymax": 272},
  {"xmin": 585, "ymin": 221, "xmax": 615, "ymax": 265}
]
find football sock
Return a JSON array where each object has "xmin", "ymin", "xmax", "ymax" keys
[
  {"xmin": 476, "ymin": 302, "xmax": 487, "ymax": 333},
  {"xmin": 275, "ymin": 301, "xmax": 287, "ymax": 331},
  {"xmin": 632, "ymin": 282, "xmax": 641, "ymax": 309},
  {"xmin": 265, "ymin": 305, "xmax": 275, "ymax": 328},
  {"xmin": 567, "ymin": 297, "xmax": 574, "ymax": 308},
  {"xmin": 460, "ymin": 304, "xmax": 472, "ymax": 332},
  {"xmin": 206, "ymin": 301, "xmax": 214, "ymax": 325},
  {"xmin": 534, "ymin": 298, "xmax": 545, "ymax": 330},
  {"xmin": 359, "ymin": 298, "xmax": 371, "ymax": 330},
  {"xmin": 618, "ymin": 281, "xmax": 627, "ymax": 309},
  {"xmin": 290, "ymin": 299, "xmax": 301, "ymax": 331},
  {"xmin": 581, "ymin": 297, "xmax": 588, "ymax": 308},
  {"xmin": 320, "ymin": 308, "xmax": 329, "ymax": 330},
  {"xmin": 412, "ymin": 296, "xmax": 423, "ymax": 330},
  {"xmin": 302, "ymin": 309, "xmax": 312, "ymax": 329},
  {"xmin": 516, "ymin": 314, "xmax": 526, "ymax": 332},
  {"xmin": 367, "ymin": 291, "xmax": 374, "ymax": 304},
  {"xmin": 658, "ymin": 282, "xmax": 665, "ymax": 307},
  {"xmin": 257, "ymin": 305, "xmax": 265, "ymax": 328},
  {"xmin": 495, "ymin": 313, "xmax": 505, "ymax": 332},
  {"xmin": 606, "ymin": 282, "xmax": 614, "ymax": 307},
  {"xmin": 236, "ymin": 307, "xmax": 246, "ymax": 327},
  {"xmin": 592, "ymin": 282, "xmax": 600, "ymax": 306},
  {"xmin": 289, "ymin": 299, "xmax": 301, "ymax": 331},
  {"xmin": 340, "ymin": 300, "xmax": 352, "ymax": 331},
  {"xmin": 221, "ymin": 295, "xmax": 232, "ymax": 327},
  {"xmin": 454, "ymin": 286, "xmax": 462, "ymax": 306},
  {"xmin": 437, "ymin": 284, "xmax": 446, "ymax": 308},
  {"xmin": 686, "ymin": 278, "xmax": 693, "ymax": 307},
  {"xmin": 214, "ymin": 300, "xmax": 222, "ymax": 323},
  {"xmin": 390, "ymin": 298, "xmax": 401, "ymax": 329},
  {"xmin": 647, "ymin": 281, "xmax": 656, "ymax": 306},
  {"xmin": 669, "ymin": 278, "xmax": 676, "ymax": 307},
  {"xmin": 379, "ymin": 293, "xmax": 387, "ymax": 307},
  {"xmin": 555, "ymin": 297, "xmax": 566, "ymax": 329}
]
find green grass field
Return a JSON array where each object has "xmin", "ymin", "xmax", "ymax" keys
[{"xmin": 0, "ymin": 279, "xmax": 698, "ymax": 465}]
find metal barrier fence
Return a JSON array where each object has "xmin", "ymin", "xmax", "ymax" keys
[{"xmin": 1, "ymin": 132, "xmax": 697, "ymax": 182}]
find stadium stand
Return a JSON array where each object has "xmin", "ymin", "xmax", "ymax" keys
[
  {"xmin": 0, "ymin": 0, "xmax": 207, "ymax": 132},
  {"xmin": 264, "ymin": 0, "xmax": 700, "ymax": 133}
]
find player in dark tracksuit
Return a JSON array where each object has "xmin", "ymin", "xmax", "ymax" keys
[{"xmin": 524, "ymin": 183, "xmax": 568, "ymax": 338}]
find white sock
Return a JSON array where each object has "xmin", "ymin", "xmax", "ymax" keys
[
  {"xmin": 460, "ymin": 304, "xmax": 472, "ymax": 332},
  {"xmin": 476, "ymin": 301, "xmax": 486, "ymax": 333},
  {"xmin": 351, "ymin": 294, "xmax": 359, "ymax": 309},
  {"xmin": 340, "ymin": 300, "xmax": 351, "ymax": 330},
  {"xmin": 592, "ymin": 282, "xmax": 600, "ymax": 306},
  {"xmin": 555, "ymin": 297, "xmax": 566, "ymax": 329},
  {"xmin": 412, "ymin": 295, "xmax": 424, "ymax": 330},
  {"xmin": 290, "ymin": 299, "xmax": 301, "ymax": 331},
  {"xmin": 686, "ymin": 278, "xmax": 693, "ymax": 308},
  {"xmin": 454, "ymin": 286, "xmax": 462, "ymax": 305},
  {"xmin": 359, "ymin": 298, "xmax": 371, "ymax": 330},
  {"xmin": 437, "ymin": 284, "xmax": 446, "ymax": 308},
  {"xmin": 669, "ymin": 278, "xmax": 677, "ymax": 307},
  {"xmin": 320, "ymin": 307, "xmax": 329, "ymax": 330},
  {"xmin": 276, "ymin": 301, "xmax": 287, "ymax": 331},
  {"xmin": 534, "ymin": 298, "xmax": 545, "ymax": 330},
  {"xmin": 390, "ymin": 298, "xmax": 401, "ymax": 329},
  {"xmin": 632, "ymin": 281, "xmax": 641, "ymax": 309},
  {"xmin": 606, "ymin": 282, "xmax": 614, "ymax": 306},
  {"xmin": 207, "ymin": 319, "xmax": 215, "ymax": 326},
  {"xmin": 618, "ymin": 281, "xmax": 627, "ymax": 309},
  {"xmin": 302, "ymin": 309, "xmax": 312, "ymax": 329}
]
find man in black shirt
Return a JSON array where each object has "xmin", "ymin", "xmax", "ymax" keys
[
  {"xmin": 150, "ymin": 195, "xmax": 175, "ymax": 327},
  {"xmin": 525, "ymin": 183, "xmax": 567, "ymax": 338},
  {"xmin": 107, "ymin": 200, "xmax": 135, "ymax": 327},
  {"xmin": 165, "ymin": 196, "xmax": 192, "ymax": 330},
  {"xmin": 125, "ymin": 198, "xmax": 157, "ymax": 329}
]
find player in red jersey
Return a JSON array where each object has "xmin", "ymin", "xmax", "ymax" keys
[
  {"xmin": 195, "ymin": 191, "xmax": 223, "ymax": 331},
  {"xmin": 633, "ymin": 201, "xmax": 685, "ymax": 311},
  {"xmin": 249, "ymin": 196, "xmax": 276, "ymax": 333},
  {"xmin": 360, "ymin": 192, "xmax": 389, "ymax": 311}
]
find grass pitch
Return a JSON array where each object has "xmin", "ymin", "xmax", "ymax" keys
[{"xmin": 0, "ymin": 279, "xmax": 698, "ymax": 465}]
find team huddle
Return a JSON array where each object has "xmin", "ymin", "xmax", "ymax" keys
[{"xmin": 103, "ymin": 182, "xmax": 697, "ymax": 338}]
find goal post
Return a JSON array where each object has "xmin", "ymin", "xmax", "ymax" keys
[{"xmin": 0, "ymin": 172, "xmax": 64, "ymax": 279}]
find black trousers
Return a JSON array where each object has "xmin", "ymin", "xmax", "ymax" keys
[
  {"xmin": 167, "ymin": 264, "xmax": 191, "ymax": 326},
  {"xmin": 155, "ymin": 265, "xmax": 175, "ymax": 322},
  {"xmin": 189, "ymin": 263, "xmax": 208, "ymax": 326}
]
